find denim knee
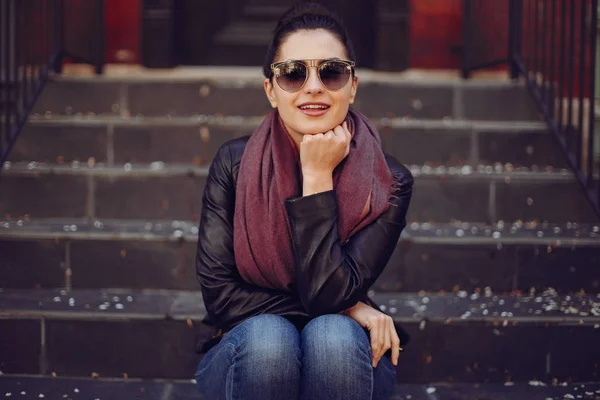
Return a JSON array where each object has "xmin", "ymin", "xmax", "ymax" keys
[
  {"xmin": 300, "ymin": 314, "xmax": 374, "ymax": 399},
  {"xmin": 235, "ymin": 314, "xmax": 300, "ymax": 359},
  {"xmin": 301, "ymin": 314, "xmax": 371, "ymax": 360},
  {"xmin": 195, "ymin": 314, "xmax": 302, "ymax": 400},
  {"xmin": 232, "ymin": 314, "xmax": 301, "ymax": 382}
]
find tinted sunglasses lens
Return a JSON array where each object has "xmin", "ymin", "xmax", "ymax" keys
[
  {"xmin": 276, "ymin": 62, "xmax": 307, "ymax": 92},
  {"xmin": 319, "ymin": 61, "xmax": 351, "ymax": 90}
]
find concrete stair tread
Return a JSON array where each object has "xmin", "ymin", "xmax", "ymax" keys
[
  {"xmin": 43, "ymin": 73, "xmax": 530, "ymax": 86},
  {"xmin": 2, "ymin": 218, "xmax": 600, "ymax": 294},
  {"xmin": 31, "ymin": 78, "xmax": 543, "ymax": 121},
  {"xmin": 2, "ymin": 289, "xmax": 600, "ymax": 381},
  {"xmin": 1, "ymin": 161, "xmax": 576, "ymax": 181},
  {"xmin": 1, "ymin": 375, "xmax": 600, "ymax": 400},
  {"xmin": 26, "ymin": 114, "xmax": 548, "ymax": 130},
  {"xmin": 14, "ymin": 116, "xmax": 566, "ymax": 170},
  {"xmin": 2, "ymin": 158, "xmax": 597, "ymax": 235},
  {"xmin": 1, "ymin": 218, "xmax": 599, "ymax": 245},
  {"xmin": 1, "ymin": 288, "xmax": 599, "ymax": 323}
]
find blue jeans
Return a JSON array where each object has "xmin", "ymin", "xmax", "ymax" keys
[{"xmin": 194, "ymin": 314, "xmax": 397, "ymax": 400}]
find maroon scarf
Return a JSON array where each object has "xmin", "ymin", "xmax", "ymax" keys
[{"xmin": 233, "ymin": 108, "xmax": 392, "ymax": 291}]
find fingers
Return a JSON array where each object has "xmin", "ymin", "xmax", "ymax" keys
[
  {"xmin": 370, "ymin": 316, "xmax": 399, "ymax": 369},
  {"xmin": 312, "ymin": 126, "xmax": 349, "ymax": 155},
  {"xmin": 390, "ymin": 319, "xmax": 401, "ymax": 366},
  {"xmin": 369, "ymin": 321, "xmax": 382, "ymax": 368},
  {"xmin": 332, "ymin": 125, "xmax": 348, "ymax": 145},
  {"xmin": 307, "ymin": 123, "xmax": 350, "ymax": 145},
  {"xmin": 383, "ymin": 317, "xmax": 391, "ymax": 363},
  {"xmin": 371, "ymin": 315, "xmax": 392, "ymax": 368},
  {"xmin": 300, "ymin": 130, "xmax": 333, "ymax": 148},
  {"xmin": 334, "ymin": 122, "xmax": 352, "ymax": 144},
  {"xmin": 300, "ymin": 131, "xmax": 319, "ymax": 143},
  {"xmin": 335, "ymin": 122, "xmax": 351, "ymax": 157},
  {"xmin": 342, "ymin": 121, "xmax": 351, "ymax": 141}
]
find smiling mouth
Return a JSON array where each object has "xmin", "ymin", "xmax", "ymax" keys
[{"xmin": 299, "ymin": 104, "xmax": 330, "ymax": 110}]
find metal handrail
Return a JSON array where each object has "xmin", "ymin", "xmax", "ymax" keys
[
  {"xmin": 463, "ymin": 0, "xmax": 600, "ymax": 219},
  {"xmin": 0, "ymin": 0, "xmax": 104, "ymax": 166}
]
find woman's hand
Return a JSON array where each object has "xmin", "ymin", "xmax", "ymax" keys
[
  {"xmin": 300, "ymin": 122, "xmax": 351, "ymax": 177},
  {"xmin": 341, "ymin": 301, "xmax": 401, "ymax": 368},
  {"xmin": 300, "ymin": 122, "xmax": 351, "ymax": 196}
]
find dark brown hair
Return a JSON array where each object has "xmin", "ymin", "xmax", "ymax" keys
[{"xmin": 262, "ymin": 2, "xmax": 356, "ymax": 79}]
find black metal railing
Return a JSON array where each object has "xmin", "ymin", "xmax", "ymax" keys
[
  {"xmin": 463, "ymin": 0, "xmax": 600, "ymax": 218},
  {"xmin": 0, "ymin": 0, "xmax": 104, "ymax": 166},
  {"xmin": 1, "ymin": 0, "xmax": 60, "ymax": 165}
]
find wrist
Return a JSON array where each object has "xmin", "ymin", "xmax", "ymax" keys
[
  {"xmin": 301, "ymin": 168, "xmax": 332, "ymax": 182},
  {"xmin": 340, "ymin": 301, "xmax": 361, "ymax": 315},
  {"xmin": 302, "ymin": 170, "xmax": 333, "ymax": 196}
]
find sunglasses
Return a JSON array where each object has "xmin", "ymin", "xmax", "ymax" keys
[{"xmin": 270, "ymin": 58, "xmax": 356, "ymax": 93}]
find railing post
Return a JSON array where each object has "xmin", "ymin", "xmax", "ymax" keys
[
  {"xmin": 508, "ymin": 0, "xmax": 523, "ymax": 80},
  {"xmin": 594, "ymin": 0, "xmax": 599, "ymax": 188},
  {"xmin": 1, "ymin": 0, "xmax": 7, "ymax": 159},
  {"xmin": 461, "ymin": 0, "xmax": 472, "ymax": 79},
  {"xmin": 54, "ymin": 0, "xmax": 64, "ymax": 74},
  {"xmin": 1, "ymin": 0, "xmax": 18, "ymax": 143},
  {"xmin": 95, "ymin": 0, "xmax": 104, "ymax": 75},
  {"xmin": 7, "ymin": 0, "xmax": 16, "ymax": 141}
]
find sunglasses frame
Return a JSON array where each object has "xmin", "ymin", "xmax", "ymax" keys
[{"xmin": 270, "ymin": 58, "xmax": 356, "ymax": 93}]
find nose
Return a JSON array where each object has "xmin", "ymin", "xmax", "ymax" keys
[{"xmin": 303, "ymin": 66, "xmax": 324, "ymax": 94}]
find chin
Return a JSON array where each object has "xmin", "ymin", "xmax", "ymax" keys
[
  {"xmin": 301, "ymin": 125, "xmax": 332, "ymax": 135},
  {"xmin": 299, "ymin": 119, "xmax": 341, "ymax": 135}
]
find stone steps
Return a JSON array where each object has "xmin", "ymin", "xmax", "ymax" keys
[
  {"xmin": 2, "ymin": 73, "xmax": 599, "ymax": 388},
  {"xmin": 1, "ymin": 219, "xmax": 599, "ymax": 293},
  {"xmin": 1, "ymin": 289, "xmax": 599, "ymax": 383},
  {"xmin": 10, "ymin": 117, "xmax": 564, "ymax": 168},
  {"xmin": 31, "ymin": 77, "xmax": 541, "ymax": 121},
  {"xmin": 1, "ymin": 375, "xmax": 599, "ymax": 400},
  {"xmin": 1, "ymin": 161, "xmax": 595, "ymax": 223}
]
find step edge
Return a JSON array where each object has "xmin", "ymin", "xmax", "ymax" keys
[
  {"xmin": 25, "ymin": 115, "xmax": 549, "ymax": 132},
  {"xmin": 2, "ymin": 220, "xmax": 598, "ymax": 244},
  {"xmin": 5, "ymin": 374, "xmax": 599, "ymax": 396},
  {"xmin": 0, "ymin": 372, "xmax": 175, "ymax": 384},
  {"xmin": 2, "ymin": 229, "xmax": 599, "ymax": 246},
  {"xmin": 0, "ymin": 310, "xmax": 167, "ymax": 321},
  {"xmin": 0, "ymin": 162, "xmax": 575, "ymax": 180},
  {"xmin": 2, "ymin": 374, "xmax": 600, "ymax": 389},
  {"xmin": 48, "ymin": 71, "xmax": 526, "ymax": 87},
  {"xmin": 1, "ymin": 289, "xmax": 600, "ymax": 324}
]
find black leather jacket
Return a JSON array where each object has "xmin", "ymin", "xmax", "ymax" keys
[{"xmin": 195, "ymin": 136, "xmax": 414, "ymax": 354}]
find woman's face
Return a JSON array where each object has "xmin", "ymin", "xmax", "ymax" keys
[{"xmin": 264, "ymin": 29, "xmax": 358, "ymax": 146}]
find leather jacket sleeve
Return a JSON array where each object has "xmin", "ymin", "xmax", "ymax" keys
[
  {"xmin": 284, "ymin": 156, "xmax": 413, "ymax": 316},
  {"xmin": 196, "ymin": 142, "xmax": 306, "ymax": 330}
]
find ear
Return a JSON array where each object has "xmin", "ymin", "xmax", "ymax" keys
[
  {"xmin": 349, "ymin": 75, "xmax": 358, "ymax": 105},
  {"xmin": 264, "ymin": 78, "xmax": 278, "ymax": 108}
]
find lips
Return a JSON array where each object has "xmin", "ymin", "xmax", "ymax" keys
[{"xmin": 298, "ymin": 102, "xmax": 330, "ymax": 117}]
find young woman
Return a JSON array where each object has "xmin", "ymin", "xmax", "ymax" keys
[{"xmin": 194, "ymin": 3, "xmax": 413, "ymax": 399}]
